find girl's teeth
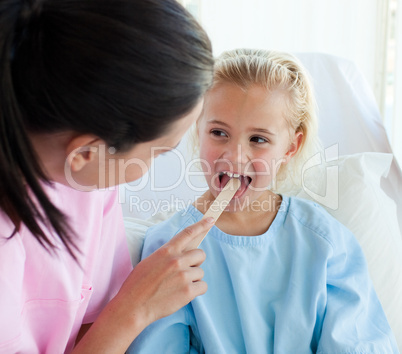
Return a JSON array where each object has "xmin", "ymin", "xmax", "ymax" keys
[{"xmin": 221, "ymin": 171, "xmax": 244, "ymax": 179}]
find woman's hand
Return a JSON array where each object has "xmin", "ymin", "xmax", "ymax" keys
[
  {"xmin": 118, "ymin": 217, "xmax": 214, "ymax": 324},
  {"xmin": 73, "ymin": 217, "xmax": 214, "ymax": 353}
]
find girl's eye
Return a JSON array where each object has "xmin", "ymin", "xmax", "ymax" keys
[
  {"xmin": 250, "ymin": 136, "xmax": 268, "ymax": 144},
  {"xmin": 211, "ymin": 129, "xmax": 228, "ymax": 138}
]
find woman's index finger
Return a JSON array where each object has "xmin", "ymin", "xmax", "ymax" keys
[{"xmin": 170, "ymin": 217, "xmax": 215, "ymax": 251}]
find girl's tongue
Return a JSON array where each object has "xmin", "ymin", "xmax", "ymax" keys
[{"xmin": 219, "ymin": 173, "xmax": 250, "ymax": 197}]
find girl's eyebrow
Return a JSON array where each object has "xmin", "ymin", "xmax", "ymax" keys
[
  {"xmin": 206, "ymin": 119, "xmax": 230, "ymax": 127},
  {"xmin": 250, "ymin": 128, "xmax": 277, "ymax": 136},
  {"xmin": 207, "ymin": 119, "xmax": 276, "ymax": 136}
]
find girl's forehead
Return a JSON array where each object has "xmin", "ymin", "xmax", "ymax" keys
[
  {"xmin": 205, "ymin": 83, "xmax": 288, "ymax": 110},
  {"xmin": 202, "ymin": 83, "xmax": 290, "ymax": 129}
]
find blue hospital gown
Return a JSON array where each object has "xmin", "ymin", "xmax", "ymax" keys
[{"xmin": 128, "ymin": 196, "xmax": 398, "ymax": 353}]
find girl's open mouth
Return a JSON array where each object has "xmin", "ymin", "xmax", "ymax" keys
[{"xmin": 218, "ymin": 171, "xmax": 252, "ymax": 198}]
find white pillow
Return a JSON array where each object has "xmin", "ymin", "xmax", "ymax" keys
[
  {"xmin": 296, "ymin": 152, "xmax": 402, "ymax": 349},
  {"xmin": 124, "ymin": 209, "xmax": 178, "ymax": 266}
]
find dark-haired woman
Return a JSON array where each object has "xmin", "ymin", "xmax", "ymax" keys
[{"xmin": 0, "ymin": 0, "xmax": 214, "ymax": 352}]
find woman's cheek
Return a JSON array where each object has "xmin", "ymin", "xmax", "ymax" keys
[{"xmin": 122, "ymin": 158, "xmax": 151, "ymax": 184}]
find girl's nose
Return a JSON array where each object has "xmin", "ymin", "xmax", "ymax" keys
[{"xmin": 219, "ymin": 142, "xmax": 249, "ymax": 167}]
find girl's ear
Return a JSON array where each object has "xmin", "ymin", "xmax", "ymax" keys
[
  {"xmin": 283, "ymin": 131, "xmax": 303, "ymax": 164},
  {"xmin": 65, "ymin": 135, "xmax": 102, "ymax": 172}
]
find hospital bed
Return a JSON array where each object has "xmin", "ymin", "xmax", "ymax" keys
[{"xmin": 120, "ymin": 52, "xmax": 402, "ymax": 350}]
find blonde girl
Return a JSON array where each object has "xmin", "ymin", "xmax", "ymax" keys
[{"xmin": 129, "ymin": 49, "xmax": 397, "ymax": 353}]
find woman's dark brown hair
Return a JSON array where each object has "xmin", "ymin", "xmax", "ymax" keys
[{"xmin": 0, "ymin": 0, "xmax": 214, "ymax": 258}]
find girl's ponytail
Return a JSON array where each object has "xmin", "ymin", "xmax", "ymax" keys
[{"xmin": 0, "ymin": 1, "xmax": 78, "ymax": 259}]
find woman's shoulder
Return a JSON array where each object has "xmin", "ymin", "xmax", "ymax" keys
[
  {"xmin": 0, "ymin": 209, "xmax": 18, "ymax": 240},
  {"xmin": 0, "ymin": 211, "xmax": 26, "ymax": 269},
  {"xmin": 49, "ymin": 182, "xmax": 118, "ymax": 213}
]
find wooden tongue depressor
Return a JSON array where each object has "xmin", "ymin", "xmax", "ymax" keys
[{"xmin": 189, "ymin": 177, "xmax": 241, "ymax": 249}]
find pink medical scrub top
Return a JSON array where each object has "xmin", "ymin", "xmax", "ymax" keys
[{"xmin": 0, "ymin": 183, "xmax": 132, "ymax": 353}]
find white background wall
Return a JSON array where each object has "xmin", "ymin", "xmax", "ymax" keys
[
  {"xmin": 198, "ymin": 0, "xmax": 380, "ymax": 96},
  {"xmin": 182, "ymin": 0, "xmax": 402, "ymax": 164}
]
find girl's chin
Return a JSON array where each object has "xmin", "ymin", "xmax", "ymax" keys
[
  {"xmin": 224, "ymin": 192, "xmax": 278, "ymax": 214},
  {"xmin": 223, "ymin": 196, "xmax": 254, "ymax": 214}
]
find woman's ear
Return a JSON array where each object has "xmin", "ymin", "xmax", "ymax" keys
[
  {"xmin": 283, "ymin": 131, "xmax": 303, "ymax": 164},
  {"xmin": 65, "ymin": 135, "xmax": 102, "ymax": 172}
]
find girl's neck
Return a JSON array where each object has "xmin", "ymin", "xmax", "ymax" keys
[{"xmin": 194, "ymin": 190, "xmax": 282, "ymax": 236}]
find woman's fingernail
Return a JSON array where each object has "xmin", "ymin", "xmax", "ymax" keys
[{"xmin": 205, "ymin": 217, "xmax": 215, "ymax": 224}]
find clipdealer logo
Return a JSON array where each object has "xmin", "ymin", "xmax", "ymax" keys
[
  {"xmin": 301, "ymin": 144, "xmax": 339, "ymax": 210},
  {"xmin": 64, "ymin": 143, "xmax": 340, "ymax": 213}
]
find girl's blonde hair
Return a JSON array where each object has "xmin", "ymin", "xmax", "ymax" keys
[{"xmin": 192, "ymin": 48, "xmax": 321, "ymax": 194}]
